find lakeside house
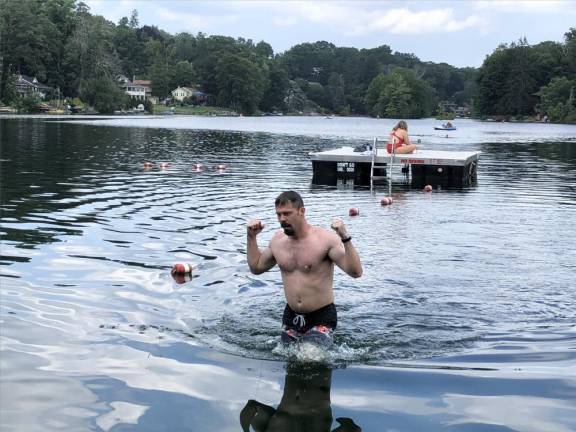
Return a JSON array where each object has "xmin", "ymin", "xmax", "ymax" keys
[
  {"xmin": 171, "ymin": 86, "xmax": 209, "ymax": 105},
  {"xmin": 133, "ymin": 79, "xmax": 158, "ymax": 104},
  {"xmin": 15, "ymin": 75, "xmax": 53, "ymax": 100},
  {"xmin": 117, "ymin": 75, "xmax": 146, "ymax": 100},
  {"xmin": 440, "ymin": 101, "xmax": 471, "ymax": 118}
]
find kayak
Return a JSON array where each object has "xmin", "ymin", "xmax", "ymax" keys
[{"xmin": 434, "ymin": 126, "xmax": 457, "ymax": 131}]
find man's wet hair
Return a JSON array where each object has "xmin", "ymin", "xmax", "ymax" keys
[{"xmin": 275, "ymin": 191, "xmax": 304, "ymax": 209}]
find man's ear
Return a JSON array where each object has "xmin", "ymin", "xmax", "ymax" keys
[{"xmin": 299, "ymin": 206, "xmax": 306, "ymax": 216}]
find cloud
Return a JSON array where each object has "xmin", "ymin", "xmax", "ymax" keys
[
  {"xmin": 156, "ymin": 7, "xmax": 239, "ymax": 31},
  {"xmin": 474, "ymin": 0, "xmax": 571, "ymax": 13},
  {"xmin": 224, "ymin": 2, "xmax": 486, "ymax": 36},
  {"xmin": 353, "ymin": 8, "xmax": 487, "ymax": 35},
  {"xmin": 84, "ymin": 0, "xmax": 140, "ymax": 24},
  {"xmin": 273, "ymin": 16, "xmax": 299, "ymax": 27}
]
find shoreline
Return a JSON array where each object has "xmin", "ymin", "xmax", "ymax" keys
[{"xmin": 0, "ymin": 111, "xmax": 571, "ymax": 125}]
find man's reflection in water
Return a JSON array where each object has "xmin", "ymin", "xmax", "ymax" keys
[{"xmin": 240, "ymin": 364, "xmax": 361, "ymax": 432}]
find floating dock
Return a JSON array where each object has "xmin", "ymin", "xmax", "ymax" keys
[{"xmin": 310, "ymin": 146, "xmax": 481, "ymax": 187}]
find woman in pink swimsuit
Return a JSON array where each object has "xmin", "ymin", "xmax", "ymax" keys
[{"xmin": 387, "ymin": 120, "xmax": 417, "ymax": 154}]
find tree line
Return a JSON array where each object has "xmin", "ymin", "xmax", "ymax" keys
[
  {"xmin": 0, "ymin": 0, "xmax": 574, "ymax": 122},
  {"xmin": 476, "ymin": 34, "xmax": 576, "ymax": 123}
]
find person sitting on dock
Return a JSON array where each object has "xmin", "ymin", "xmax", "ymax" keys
[
  {"xmin": 388, "ymin": 120, "xmax": 417, "ymax": 154},
  {"xmin": 247, "ymin": 191, "xmax": 363, "ymax": 347}
]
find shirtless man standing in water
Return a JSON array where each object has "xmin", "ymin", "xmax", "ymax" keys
[{"xmin": 247, "ymin": 191, "xmax": 362, "ymax": 346}]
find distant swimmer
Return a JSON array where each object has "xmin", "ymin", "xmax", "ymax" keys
[{"xmin": 247, "ymin": 191, "xmax": 363, "ymax": 347}]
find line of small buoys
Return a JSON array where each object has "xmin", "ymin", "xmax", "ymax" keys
[
  {"xmin": 380, "ymin": 197, "xmax": 393, "ymax": 206},
  {"xmin": 142, "ymin": 162, "xmax": 229, "ymax": 172}
]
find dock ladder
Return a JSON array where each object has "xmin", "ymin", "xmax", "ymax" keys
[{"xmin": 370, "ymin": 137, "xmax": 394, "ymax": 189}]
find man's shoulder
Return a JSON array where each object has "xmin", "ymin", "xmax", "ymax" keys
[
  {"xmin": 310, "ymin": 225, "xmax": 338, "ymax": 241},
  {"xmin": 269, "ymin": 229, "xmax": 286, "ymax": 245}
]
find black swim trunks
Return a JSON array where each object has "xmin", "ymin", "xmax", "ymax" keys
[{"xmin": 281, "ymin": 303, "xmax": 337, "ymax": 346}]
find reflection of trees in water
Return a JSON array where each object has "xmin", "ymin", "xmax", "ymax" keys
[
  {"xmin": 482, "ymin": 141, "xmax": 576, "ymax": 166},
  {"xmin": 241, "ymin": 364, "xmax": 361, "ymax": 432}
]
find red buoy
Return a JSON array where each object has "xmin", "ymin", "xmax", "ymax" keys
[
  {"xmin": 215, "ymin": 164, "xmax": 227, "ymax": 171},
  {"xmin": 424, "ymin": 185, "xmax": 433, "ymax": 192},
  {"xmin": 172, "ymin": 272, "xmax": 192, "ymax": 284},
  {"xmin": 171, "ymin": 262, "xmax": 193, "ymax": 275},
  {"xmin": 192, "ymin": 163, "xmax": 203, "ymax": 172},
  {"xmin": 143, "ymin": 162, "xmax": 154, "ymax": 169},
  {"xmin": 349, "ymin": 208, "xmax": 359, "ymax": 216},
  {"xmin": 380, "ymin": 197, "xmax": 391, "ymax": 206},
  {"xmin": 160, "ymin": 162, "xmax": 170, "ymax": 169}
]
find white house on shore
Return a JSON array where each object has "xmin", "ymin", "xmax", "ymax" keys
[
  {"xmin": 171, "ymin": 86, "xmax": 209, "ymax": 104},
  {"xmin": 171, "ymin": 86, "xmax": 194, "ymax": 102},
  {"xmin": 117, "ymin": 76, "xmax": 146, "ymax": 100},
  {"xmin": 15, "ymin": 75, "xmax": 53, "ymax": 99}
]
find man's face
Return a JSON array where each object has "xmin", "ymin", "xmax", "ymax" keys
[{"xmin": 276, "ymin": 203, "xmax": 304, "ymax": 236}]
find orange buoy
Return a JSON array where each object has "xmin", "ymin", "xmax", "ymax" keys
[
  {"xmin": 349, "ymin": 208, "xmax": 359, "ymax": 216},
  {"xmin": 171, "ymin": 262, "xmax": 193, "ymax": 275},
  {"xmin": 424, "ymin": 185, "xmax": 433, "ymax": 192}
]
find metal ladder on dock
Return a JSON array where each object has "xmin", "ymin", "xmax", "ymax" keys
[{"xmin": 370, "ymin": 137, "xmax": 395, "ymax": 189}]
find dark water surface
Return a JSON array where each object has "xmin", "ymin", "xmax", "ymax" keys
[{"xmin": 1, "ymin": 116, "xmax": 575, "ymax": 431}]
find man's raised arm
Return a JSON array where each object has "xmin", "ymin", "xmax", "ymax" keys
[
  {"xmin": 328, "ymin": 219, "xmax": 363, "ymax": 278},
  {"xmin": 247, "ymin": 219, "xmax": 276, "ymax": 275}
]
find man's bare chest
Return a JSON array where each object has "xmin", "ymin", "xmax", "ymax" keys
[{"xmin": 273, "ymin": 241, "xmax": 329, "ymax": 273}]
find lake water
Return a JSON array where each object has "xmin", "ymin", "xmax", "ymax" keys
[{"xmin": 1, "ymin": 115, "xmax": 575, "ymax": 431}]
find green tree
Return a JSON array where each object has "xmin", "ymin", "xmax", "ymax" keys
[
  {"xmin": 260, "ymin": 61, "xmax": 289, "ymax": 112},
  {"xmin": 284, "ymin": 80, "xmax": 308, "ymax": 112},
  {"xmin": 173, "ymin": 32, "xmax": 196, "ymax": 62},
  {"xmin": 1, "ymin": 73, "xmax": 19, "ymax": 104},
  {"xmin": 564, "ymin": 28, "xmax": 576, "ymax": 76},
  {"xmin": 365, "ymin": 69, "xmax": 435, "ymax": 118},
  {"xmin": 380, "ymin": 73, "xmax": 411, "ymax": 118},
  {"xmin": 281, "ymin": 41, "xmax": 336, "ymax": 84},
  {"xmin": 536, "ymin": 76, "xmax": 576, "ymax": 122},
  {"xmin": 215, "ymin": 54, "xmax": 265, "ymax": 114},
  {"xmin": 327, "ymin": 72, "xmax": 346, "ymax": 112},
  {"xmin": 63, "ymin": 9, "xmax": 121, "ymax": 98},
  {"xmin": 255, "ymin": 41, "xmax": 273, "ymax": 59},
  {"xmin": 171, "ymin": 60, "xmax": 196, "ymax": 88},
  {"xmin": 0, "ymin": 0, "xmax": 59, "ymax": 101},
  {"xmin": 499, "ymin": 39, "xmax": 537, "ymax": 116},
  {"xmin": 149, "ymin": 61, "xmax": 172, "ymax": 98},
  {"xmin": 82, "ymin": 75, "xmax": 125, "ymax": 113},
  {"xmin": 475, "ymin": 45, "xmax": 510, "ymax": 116},
  {"xmin": 114, "ymin": 14, "xmax": 145, "ymax": 78}
]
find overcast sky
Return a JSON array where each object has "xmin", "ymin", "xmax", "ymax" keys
[{"xmin": 84, "ymin": 0, "xmax": 576, "ymax": 68}]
